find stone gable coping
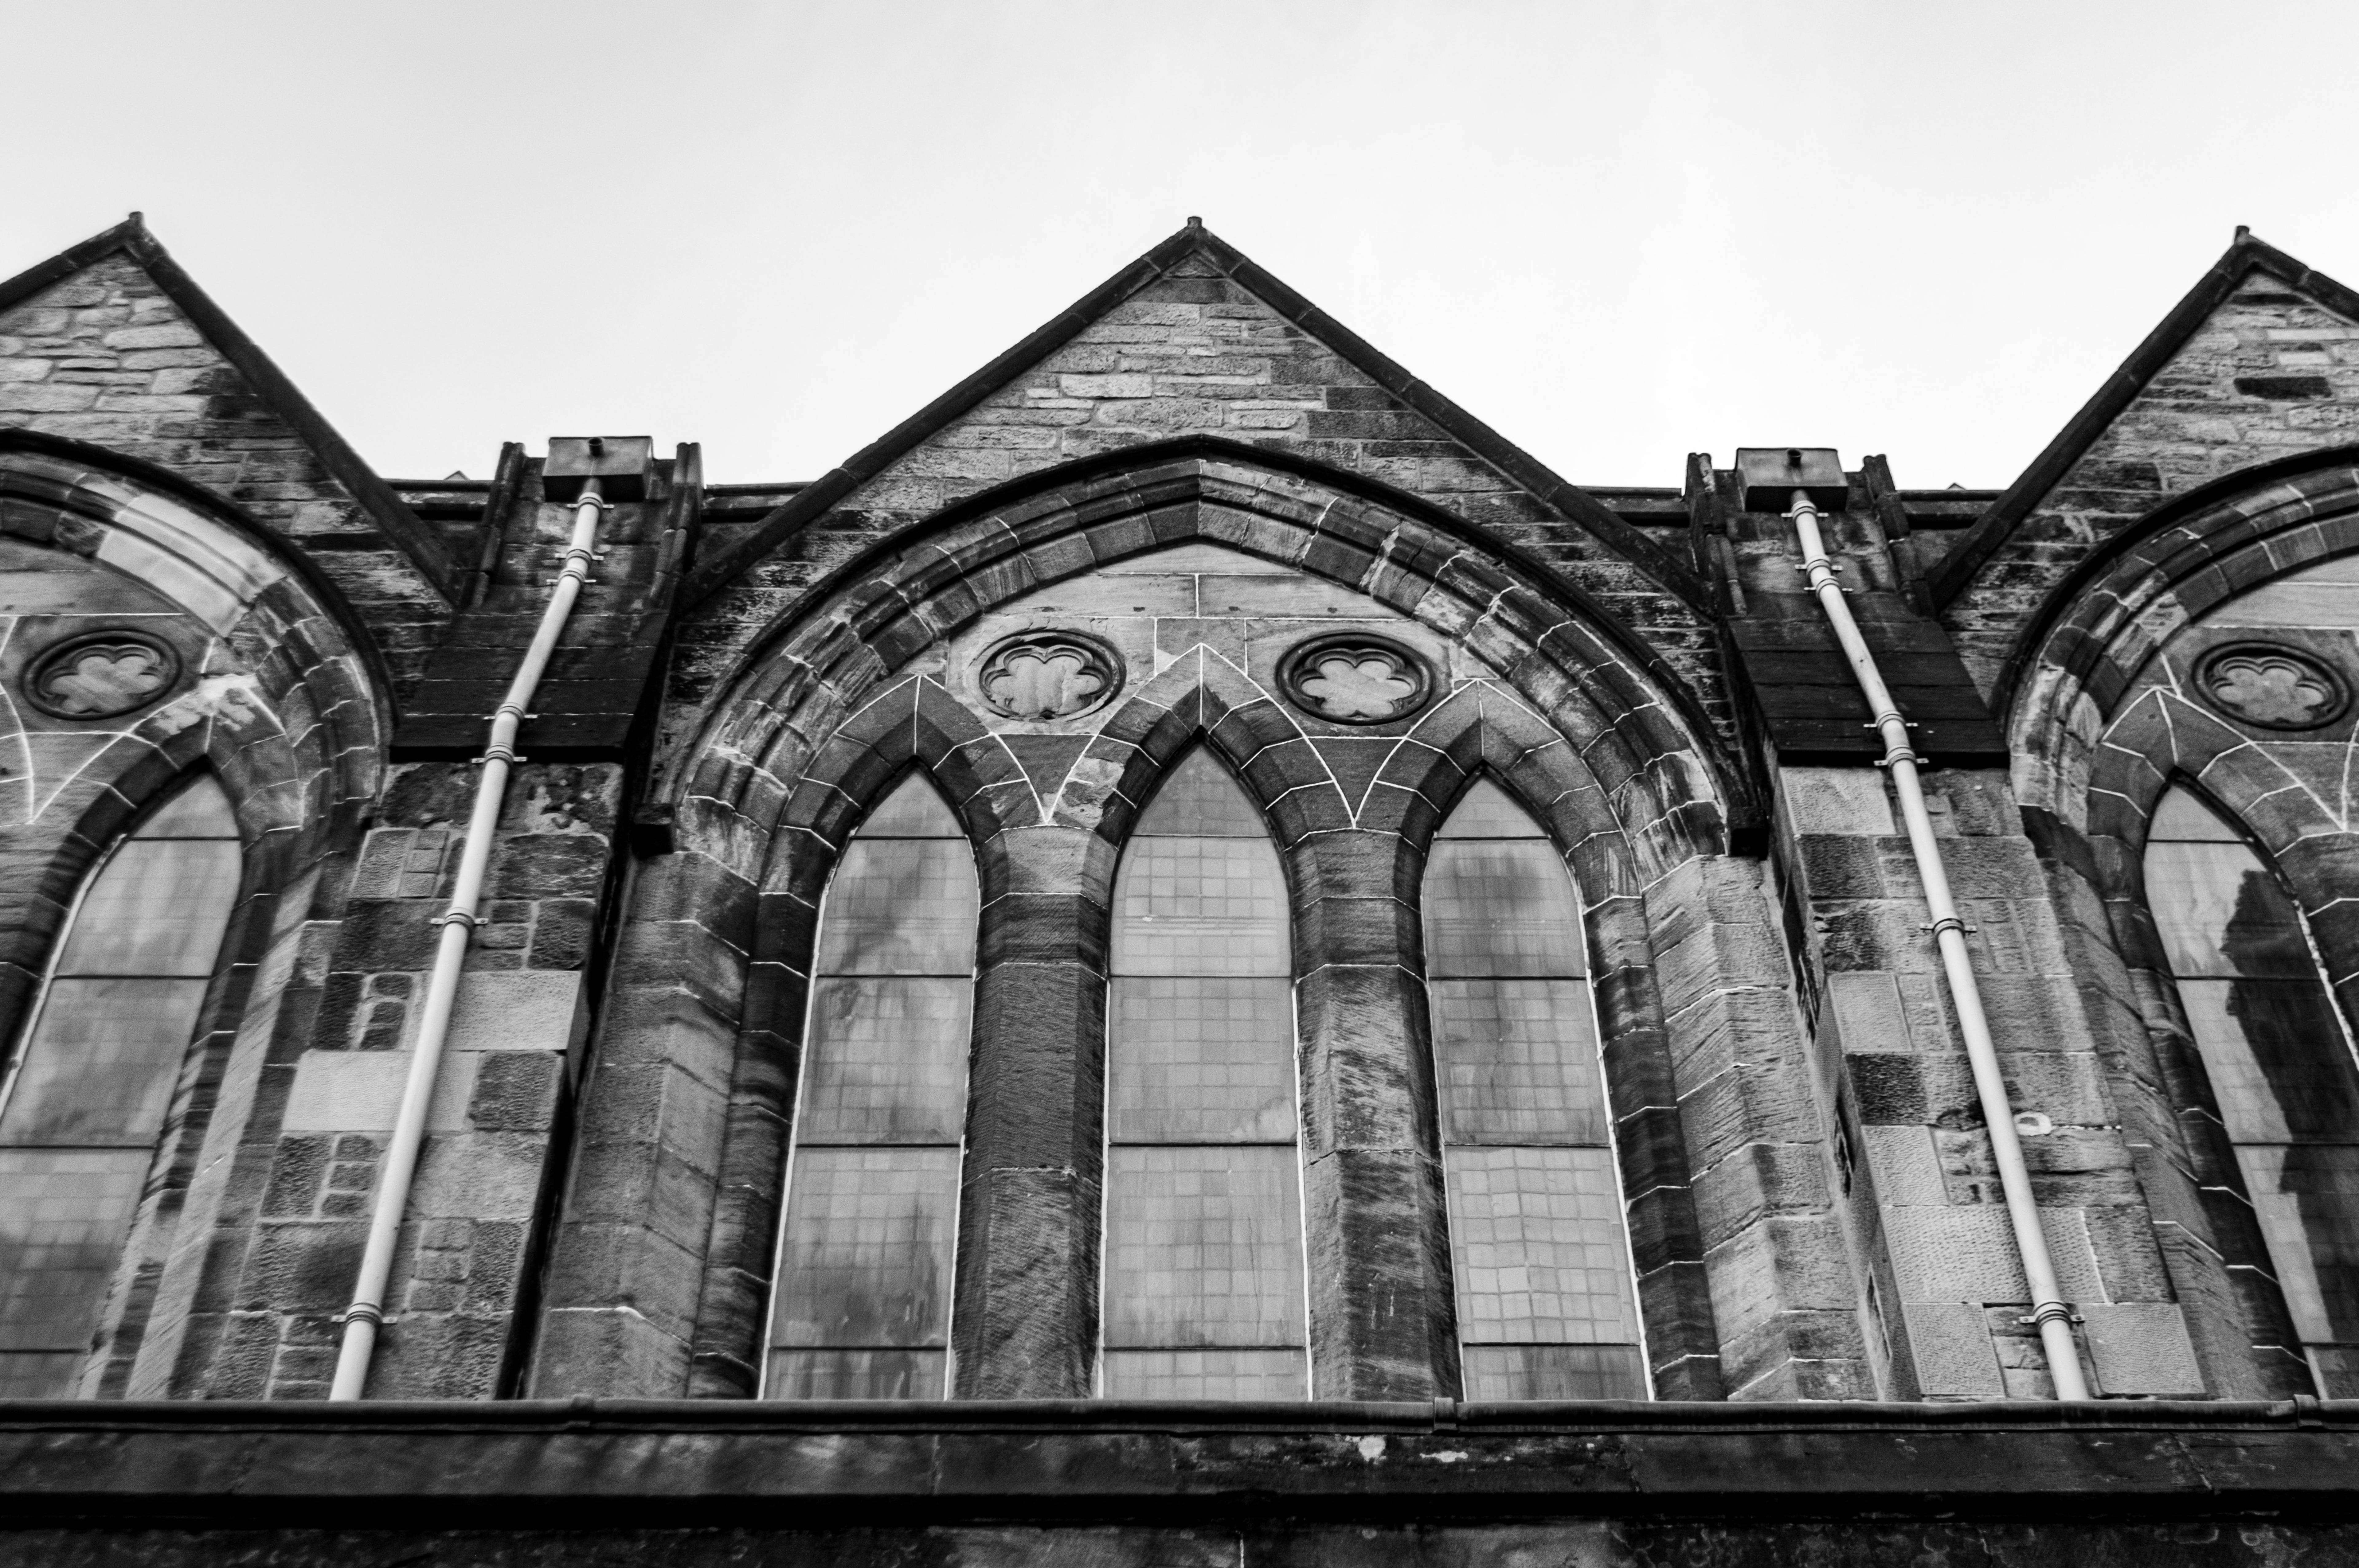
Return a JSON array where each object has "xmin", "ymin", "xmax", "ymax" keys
[
  {"xmin": 0, "ymin": 215, "xmax": 460, "ymax": 603},
  {"xmin": 680, "ymin": 220, "xmax": 1703, "ymax": 611},
  {"xmin": 1932, "ymin": 230, "xmax": 2359, "ymax": 612}
]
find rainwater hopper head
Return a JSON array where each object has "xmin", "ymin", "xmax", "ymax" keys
[
  {"xmin": 544, "ymin": 435, "xmax": 655, "ymax": 503},
  {"xmin": 1735, "ymin": 447, "xmax": 1848, "ymax": 513}
]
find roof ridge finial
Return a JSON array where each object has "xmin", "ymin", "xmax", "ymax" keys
[
  {"xmin": 1186, "ymin": 215, "xmax": 1203, "ymax": 229},
  {"xmin": 2236, "ymin": 224, "xmax": 2251, "ymax": 242}
]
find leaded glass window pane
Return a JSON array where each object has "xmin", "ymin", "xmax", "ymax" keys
[
  {"xmin": 1102, "ymin": 751, "xmax": 1308, "ymax": 1398},
  {"xmin": 1432, "ymin": 980, "xmax": 1606, "ymax": 1145},
  {"xmin": 1423, "ymin": 780, "xmax": 1645, "ymax": 1400},
  {"xmin": 796, "ymin": 979, "xmax": 971, "ymax": 1143},
  {"xmin": 766, "ymin": 774, "xmax": 977, "ymax": 1401},
  {"xmin": 55, "ymin": 840, "xmax": 239, "ymax": 976},
  {"xmin": 1423, "ymin": 841, "xmax": 1585, "ymax": 979},
  {"xmin": 766, "ymin": 1347, "xmax": 946, "ymax": 1400},
  {"xmin": 0, "ymin": 776, "xmax": 241, "ymax": 1398},
  {"xmin": 1110, "ymin": 838, "xmax": 1289, "ymax": 976},
  {"xmin": 1109, "ymin": 978, "xmax": 1295, "ymax": 1143},
  {"xmin": 770, "ymin": 1147, "xmax": 959, "ymax": 1348},
  {"xmin": 815, "ymin": 840, "xmax": 979, "ymax": 974},
  {"xmin": 1461, "ymin": 1343, "xmax": 1645, "ymax": 1401},
  {"xmin": 2147, "ymin": 786, "xmax": 2359, "ymax": 1392},
  {"xmin": 1100, "ymin": 1347, "xmax": 1309, "ymax": 1400},
  {"xmin": 0, "ymin": 979, "xmax": 208, "ymax": 1145},
  {"xmin": 1104, "ymin": 1145, "xmax": 1306, "ymax": 1348}
]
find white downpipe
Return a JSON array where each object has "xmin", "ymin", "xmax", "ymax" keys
[
  {"xmin": 1786, "ymin": 490, "xmax": 2091, "ymax": 1401},
  {"xmin": 330, "ymin": 479, "xmax": 607, "ymax": 1400}
]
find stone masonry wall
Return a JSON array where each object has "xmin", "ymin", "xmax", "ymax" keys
[
  {"xmin": 670, "ymin": 245, "xmax": 1726, "ymax": 793},
  {"xmin": 0, "ymin": 256, "xmax": 449, "ymax": 688},
  {"xmin": 1785, "ymin": 763, "xmax": 2205, "ymax": 1397},
  {"xmin": 1946, "ymin": 278, "xmax": 2359, "ymax": 695},
  {"xmin": 155, "ymin": 762, "xmax": 612, "ymax": 1399}
]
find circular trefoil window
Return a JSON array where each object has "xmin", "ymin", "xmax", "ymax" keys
[
  {"xmin": 2195, "ymin": 641, "xmax": 2351, "ymax": 731},
  {"xmin": 22, "ymin": 629, "xmax": 183, "ymax": 720}
]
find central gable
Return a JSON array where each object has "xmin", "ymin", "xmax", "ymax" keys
[{"xmin": 679, "ymin": 224, "xmax": 1726, "ymax": 772}]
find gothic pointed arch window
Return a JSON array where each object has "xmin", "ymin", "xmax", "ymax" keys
[
  {"xmin": 1101, "ymin": 749, "xmax": 1309, "ymax": 1398},
  {"xmin": 2145, "ymin": 784, "xmax": 2359, "ymax": 1393},
  {"xmin": 0, "ymin": 775, "xmax": 241, "ymax": 1397},
  {"xmin": 765, "ymin": 773, "xmax": 978, "ymax": 1400},
  {"xmin": 1422, "ymin": 779, "xmax": 1646, "ymax": 1399}
]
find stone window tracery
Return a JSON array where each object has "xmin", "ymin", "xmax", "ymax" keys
[
  {"xmin": 2146, "ymin": 785, "xmax": 2359, "ymax": 1395},
  {"xmin": 1423, "ymin": 779, "xmax": 1646, "ymax": 1399},
  {"xmin": 0, "ymin": 775, "xmax": 239, "ymax": 1398},
  {"xmin": 1100, "ymin": 749, "xmax": 1309, "ymax": 1399},
  {"xmin": 765, "ymin": 774, "xmax": 977, "ymax": 1400}
]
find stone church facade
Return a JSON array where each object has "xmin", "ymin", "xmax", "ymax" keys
[{"xmin": 1, "ymin": 216, "xmax": 2357, "ymax": 1561}]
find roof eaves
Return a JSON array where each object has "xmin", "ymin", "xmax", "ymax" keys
[{"xmin": 1929, "ymin": 230, "xmax": 2359, "ymax": 610}]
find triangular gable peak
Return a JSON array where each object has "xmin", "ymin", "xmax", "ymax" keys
[
  {"xmin": 685, "ymin": 223, "xmax": 1702, "ymax": 623},
  {"xmin": 1933, "ymin": 231, "xmax": 2359, "ymax": 692},
  {"xmin": 0, "ymin": 217, "xmax": 456, "ymax": 683}
]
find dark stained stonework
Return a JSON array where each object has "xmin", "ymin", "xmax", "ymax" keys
[{"xmin": 10, "ymin": 213, "xmax": 2359, "ymax": 1552}]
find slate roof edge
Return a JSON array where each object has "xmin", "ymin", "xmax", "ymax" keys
[
  {"xmin": 1929, "ymin": 229, "xmax": 2359, "ymax": 610},
  {"xmin": 0, "ymin": 216, "xmax": 462, "ymax": 602},
  {"xmin": 681, "ymin": 221, "xmax": 1704, "ymax": 610}
]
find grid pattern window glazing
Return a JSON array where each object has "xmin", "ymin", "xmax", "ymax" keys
[
  {"xmin": 0, "ymin": 778, "xmax": 240, "ymax": 1398},
  {"xmin": 1423, "ymin": 782, "xmax": 1645, "ymax": 1399},
  {"xmin": 767, "ymin": 775, "xmax": 977, "ymax": 1401},
  {"xmin": 1103, "ymin": 751, "xmax": 1308, "ymax": 1398},
  {"xmin": 2148, "ymin": 786, "xmax": 2359, "ymax": 1394}
]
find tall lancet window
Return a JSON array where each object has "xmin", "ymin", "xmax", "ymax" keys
[
  {"xmin": 766, "ymin": 774, "xmax": 976, "ymax": 1400},
  {"xmin": 2146, "ymin": 786, "xmax": 2359, "ymax": 1394},
  {"xmin": 1423, "ymin": 779, "xmax": 1645, "ymax": 1399},
  {"xmin": 0, "ymin": 776, "xmax": 239, "ymax": 1397},
  {"xmin": 1101, "ymin": 750, "xmax": 1308, "ymax": 1398}
]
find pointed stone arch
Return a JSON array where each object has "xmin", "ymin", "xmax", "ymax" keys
[{"xmin": 562, "ymin": 444, "xmax": 1743, "ymax": 1401}]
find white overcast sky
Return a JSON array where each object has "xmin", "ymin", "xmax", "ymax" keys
[{"xmin": 11, "ymin": 2, "xmax": 2358, "ymax": 489}]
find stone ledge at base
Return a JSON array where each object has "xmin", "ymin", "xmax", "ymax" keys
[{"xmin": 0, "ymin": 1399, "xmax": 2355, "ymax": 1530}]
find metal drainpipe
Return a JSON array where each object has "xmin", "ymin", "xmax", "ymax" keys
[
  {"xmin": 1786, "ymin": 489, "xmax": 2091, "ymax": 1401},
  {"xmin": 330, "ymin": 478, "xmax": 608, "ymax": 1400}
]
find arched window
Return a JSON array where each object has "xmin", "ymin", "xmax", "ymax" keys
[
  {"xmin": 2145, "ymin": 785, "xmax": 2359, "ymax": 1394},
  {"xmin": 1101, "ymin": 750, "xmax": 1308, "ymax": 1398},
  {"xmin": 765, "ymin": 774, "xmax": 977, "ymax": 1399},
  {"xmin": 1423, "ymin": 779, "xmax": 1645, "ymax": 1399},
  {"xmin": 0, "ymin": 776, "xmax": 240, "ymax": 1398}
]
